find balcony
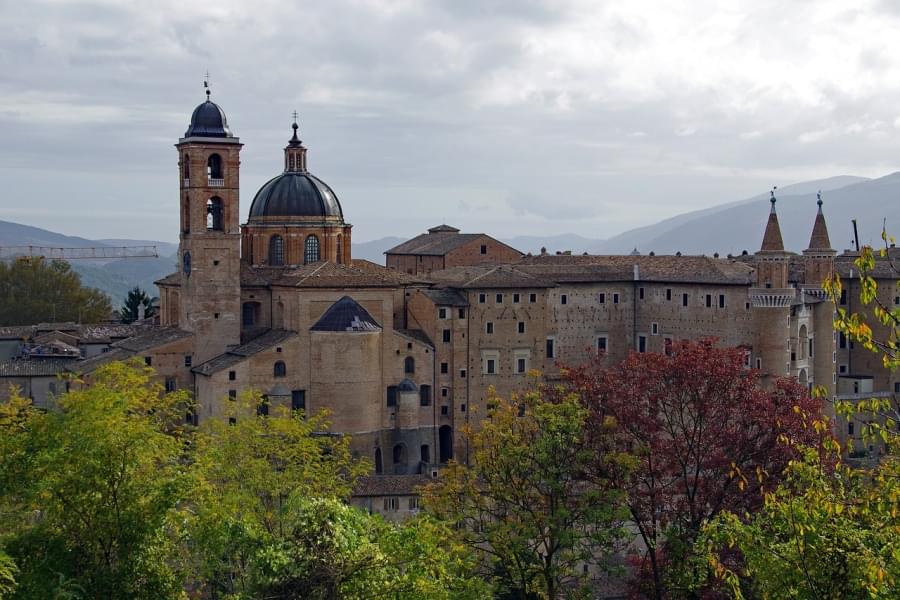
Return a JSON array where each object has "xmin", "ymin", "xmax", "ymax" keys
[{"xmin": 208, "ymin": 178, "xmax": 225, "ymax": 187}]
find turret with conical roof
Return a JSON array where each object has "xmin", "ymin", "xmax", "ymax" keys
[
  {"xmin": 803, "ymin": 191, "xmax": 837, "ymax": 287},
  {"xmin": 760, "ymin": 190, "xmax": 785, "ymax": 253},
  {"xmin": 754, "ymin": 189, "xmax": 789, "ymax": 288}
]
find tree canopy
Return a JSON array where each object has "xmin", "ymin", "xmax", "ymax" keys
[{"xmin": 0, "ymin": 257, "xmax": 111, "ymax": 325}]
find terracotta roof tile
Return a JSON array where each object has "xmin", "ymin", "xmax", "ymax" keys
[
  {"xmin": 516, "ymin": 254, "xmax": 754, "ymax": 285},
  {"xmin": 193, "ymin": 329, "xmax": 297, "ymax": 376},
  {"xmin": 0, "ymin": 357, "xmax": 79, "ymax": 377},
  {"xmin": 353, "ymin": 474, "xmax": 433, "ymax": 496}
]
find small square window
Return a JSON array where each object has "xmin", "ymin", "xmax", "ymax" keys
[
  {"xmin": 458, "ymin": 308, "xmax": 466, "ymax": 318},
  {"xmin": 513, "ymin": 293, "xmax": 520, "ymax": 303},
  {"xmin": 213, "ymin": 260, "xmax": 219, "ymax": 266},
  {"xmin": 441, "ymin": 387, "xmax": 449, "ymax": 397},
  {"xmin": 228, "ymin": 417, "xmax": 236, "ymax": 425},
  {"xmin": 276, "ymin": 347, "xmax": 282, "ymax": 353},
  {"xmin": 479, "ymin": 293, "xmax": 486, "ymax": 304},
  {"xmin": 228, "ymin": 389, "xmax": 236, "ymax": 400},
  {"xmin": 529, "ymin": 293, "xmax": 537, "ymax": 303},
  {"xmin": 517, "ymin": 322, "xmax": 525, "ymax": 334},
  {"xmin": 460, "ymin": 369, "xmax": 467, "ymax": 378},
  {"xmin": 441, "ymin": 405, "xmax": 449, "ymax": 415},
  {"xmin": 144, "ymin": 356, "xmax": 152, "ymax": 366},
  {"xmin": 214, "ymin": 313, "xmax": 220, "ymax": 319},
  {"xmin": 496, "ymin": 293, "xmax": 503, "ymax": 303},
  {"xmin": 440, "ymin": 362, "xmax": 448, "ymax": 374},
  {"xmin": 228, "ymin": 370, "xmax": 236, "ymax": 381},
  {"xmin": 561, "ymin": 294, "xmax": 568, "ymax": 305},
  {"xmin": 460, "ymin": 403, "xmax": 467, "ymax": 412}
]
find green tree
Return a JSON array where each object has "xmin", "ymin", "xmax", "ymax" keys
[
  {"xmin": 703, "ymin": 416, "xmax": 900, "ymax": 599},
  {"xmin": 0, "ymin": 360, "xmax": 193, "ymax": 599},
  {"xmin": 189, "ymin": 395, "xmax": 488, "ymax": 599},
  {"xmin": 422, "ymin": 386, "xmax": 628, "ymax": 599},
  {"xmin": 0, "ymin": 257, "xmax": 111, "ymax": 325},
  {"xmin": 119, "ymin": 286, "xmax": 154, "ymax": 323},
  {"xmin": 0, "ymin": 550, "xmax": 16, "ymax": 599}
]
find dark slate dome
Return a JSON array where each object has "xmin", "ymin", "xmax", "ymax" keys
[
  {"xmin": 249, "ymin": 172, "xmax": 344, "ymax": 219},
  {"xmin": 184, "ymin": 100, "xmax": 232, "ymax": 138}
]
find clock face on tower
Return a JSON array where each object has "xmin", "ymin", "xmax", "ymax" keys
[{"xmin": 183, "ymin": 251, "xmax": 191, "ymax": 276}]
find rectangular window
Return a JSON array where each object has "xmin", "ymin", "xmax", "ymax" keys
[
  {"xmin": 517, "ymin": 321, "xmax": 525, "ymax": 334},
  {"xmin": 441, "ymin": 405, "xmax": 449, "ymax": 415},
  {"xmin": 848, "ymin": 421, "xmax": 855, "ymax": 435},
  {"xmin": 184, "ymin": 355, "xmax": 192, "ymax": 367},
  {"xmin": 639, "ymin": 287, "xmax": 644, "ymax": 300},
  {"xmin": 513, "ymin": 293, "xmax": 520, "ymax": 303},
  {"xmin": 529, "ymin": 293, "xmax": 537, "ymax": 303},
  {"xmin": 440, "ymin": 362, "xmax": 448, "ymax": 374},
  {"xmin": 638, "ymin": 335, "xmax": 647, "ymax": 353},
  {"xmin": 165, "ymin": 377, "xmax": 176, "ymax": 393},
  {"xmin": 228, "ymin": 389, "xmax": 237, "ymax": 400},
  {"xmin": 666, "ymin": 288, "xmax": 672, "ymax": 301},
  {"xmin": 486, "ymin": 359, "xmax": 496, "ymax": 375},
  {"xmin": 839, "ymin": 332, "xmax": 847, "ymax": 349},
  {"xmin": 409, "ymin": 497, "xmax": 419, "ymax": 510},
  {"xmin": 386, "ymin": 386, "xmax": 398, "ymax": 407},
  {"xmin": 420, "ymin": 385, "xmax": 432, "ymax": 406},
  {"xmin": 745, "ymin": 301, "xmax": 751, "ymax": 310},
  {"xmin": 228, "ymin": 417, "xmax": 236, "ymax": 425},
  {"xmin": 546, "ymin": 337, "xmax": 555, "ymax": 359},
  {"xmin": 894, "ymin": 382, "xmax": 900, "ymax": 393},
  {"xmin": 561, "ymin": 294, "xmax": 568, "ymax": 305},
  {"xmin": 461, "ymin": 403, "xmax": 467, "ymax": 412},
  {"xmin": 840, "ymin": 290, "xmax": 848, "ymax": 305},
  {"xmin": 228, "ymin": 370, "xmax": 236, "ymax": 381},
  {"xmin": 292, "ymin": 389, "xmax": 306, "ymax": 411},
  {"xmin": 458, "ymin": 308, "xmax": 466, "ymax": 318},
  {"xmin": 706, "ymin": 294, "xmax": 712, "ymax": 308},
  {"xmin": 756, "ymin": 358, "xmax": 762, "ymax": 369},
  {"xmin": 479, "ymin": 293, "xmax": 486, "ymax": 304},
  {"xmin": 442, "ymin": 329, "xmax": 451, "ymax": 343},
  {"xmin": 486, "ymin": 322, "xmax": 494, "ymax": 334},
  {"xmin": 599, "ymin": 293, "xmax": 606, "ymax": 304},
  {"xmin": 384, "ymin": 498, "xmax": 399, "ymax": 511},
  {"xmin": 651, "ymin": 322, "xmax": 659, "ymax": 335},
  {"xmin": 460, "ymin": 369, "xmax": 467, "ymax": 378},
  {"xmin": 613, "ymin": 293, "xmax": 620, "ymax": 304},
  {"xmin": 719, "ymin": 294, "xmax": 726, "ymax": 308},
  {"xmin": 682, "ymin": 293, "xmax": 689, "ymax": 307},
  {"xmin": 597, "ymin": 336, "xmax": 608, "ymax": 353},
  {"xmin": 438, "ymin": 308, "xmax": 447, "ymax": 319},
  {"xmin": 496, "ymin": 293, "xmax": 503, "ymax": 303},
  {"xmin": 664, "ymin": 337, "xmax": 674, "ymax": 356},
  {"xmin": 441, "ymin": 387, "xmax": 449, "ymax": 397},
  {"xmin": 516, "ymin": 357, "xmax": 527, "ymax": 373},
  {"xmin": 480, "ymin": 244, "xmax": 487, "ymax": 254},
  {"xmin": 839, "ymin": 364, "xmax": 848, "ymax": 374},
  {"xmin": 144, "ymin": 356, "xmax": 152, "ymax": 366}
]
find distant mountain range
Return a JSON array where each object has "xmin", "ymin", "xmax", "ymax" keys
[{"xmin": 2, "ymin": 172, "xmax": 897, "ymax": 300}]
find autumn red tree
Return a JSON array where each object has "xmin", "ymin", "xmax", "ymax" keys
[{"xmin": 563, "ymin": 339, "xmax": 825, "ymax": 599}]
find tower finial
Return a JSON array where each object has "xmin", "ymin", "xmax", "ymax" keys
[
  {"xmin": 770, "ymin": 186, "xmax": 777, "ymax": 212},
  {"xmin": 203, "ymin": 71, "xmax": 211, "ymax": 100},
  {"xmin": 288, "ymin": 110, "xmax": 302, "ymax": 145},
  {"xmin": 817, "ymin": 190, "xmax": 823, "ymax": 210}
]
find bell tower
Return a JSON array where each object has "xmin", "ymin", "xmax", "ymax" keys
[{"xmin": 175, "ymin": 83, "xmax": 243, "ymax": 362}]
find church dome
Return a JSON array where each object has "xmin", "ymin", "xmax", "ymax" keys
[
  {"xmin": 248, "ymin": 172, "xmax": 344, "ymax": 219},
  {"xmin": 184, "ymin": 100, "xmax": 233, "ymax": 138}
]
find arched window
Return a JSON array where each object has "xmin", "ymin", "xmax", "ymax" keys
[
  {"xmin": 207, "ymin": 153, "xmax": 223, "ymax": 180},
  {"xmin": 206, "ymin": 197, "xmax": 223, "ymax": 231},
  {"xmin": 183, "ymin": 154, "xmax": 190, "ymax": 180},
  {"xmin": 269, "ymin": 235, "xmax": 285, "ymax": 266},
  {"xmin": 375, "ymin": 448, "xmax": 383, "ymax": 474},
  {"xmin": 304, "ymin": 235, "xmax": 320, "ymax": 264},
  {"xmin": 182, "ymin": 194, "xmax": 190, "ymax": 233},
  {"xmin": 393, "ymin": 443, "xmax": 407, "ymax": 465},
  {"xmin": 404, "ymin": 356, "xmax": 415, "ymax": 374},
  {"xmin": 799, "ymin": 325, "xmax": 808, "ymax": 359},
  {"xmin": 274, "ymin": 361, "xmax": 286, "ymax": 378},
  {"xmin": 336, "ymin": 234, "xmax": 343, "ymax": 264}
]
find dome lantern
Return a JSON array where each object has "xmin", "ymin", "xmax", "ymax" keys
[{"xmin": 284, "ymin": 112, "xmax": 308, "ymax": 173}]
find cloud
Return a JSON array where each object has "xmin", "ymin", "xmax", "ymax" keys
[{"xmin": 1, "ymin": 0, "xmax": 900, "ymax": 242}]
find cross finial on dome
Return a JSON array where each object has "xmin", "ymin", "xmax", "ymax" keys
[
  {"xmin": 203, "ymin": 71, "xmax": 211, "ymax": 100},
  {"xmin": 288, "ymin": 110, "xmax": 302, "ymax": 145}
]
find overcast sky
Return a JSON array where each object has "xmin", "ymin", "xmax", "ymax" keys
[{"xmin": 2, "ymin": 0, "xmax": 900, "ymax": 243}]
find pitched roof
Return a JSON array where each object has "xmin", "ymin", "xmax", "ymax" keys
[
  {"xmin": 421, "ymin": 288, "xmax": 468, "ymax": 306},
  {"xmin": 0, "ymin": 357, "xmax": 78, "ymax": 377},
  {"xmin": 114, "ymin": 327, "xmax": 192, "ymax": 352},
  {"xmin": 516, "ymin": 254, "xmax": 754, "ymax": 285},
  {"xmin": 192, "ymin": 329, "xmax": 297, "ymax": 376},
  {"xmin": 242, "ymin": 261, "xmax": 425, "ymax": 289},
  {"xmin": 427, "ymin": 264, "xmax": 555, "ymax": 289},
  {"xmin": 396, "ymin": 329, "xmax": 433, "ymax": 347},
  {"xmin": 310, "ymin": 296, "xmax": 381, "ymax": 332},
  {"xmin": 69, "ymin": 348, "xmax": 133, "ymax": 373},
  {"xmin": 353, "ymin": 474, "xmax": 434, "ymax": 496},
  {"xmin": 386, "ymin": 228, "xmax": 522, "ymax": 257}
]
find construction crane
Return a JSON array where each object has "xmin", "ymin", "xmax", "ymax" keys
[{"xmin": 0, "ymin": 245, "xmax": 159, "ymax": 260}]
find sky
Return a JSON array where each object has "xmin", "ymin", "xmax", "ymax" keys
[{"xmin": 2, "ymin": 0, "xmax": 900, "ymax": 244}]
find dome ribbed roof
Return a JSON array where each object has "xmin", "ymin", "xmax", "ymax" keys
[
  {"xmin": 248, "ymin": 172, "xmax": 344, "ymax": 219},
  {"xmin": 184, "ymin": 100, "xmax": 232, "ymax": 138}
]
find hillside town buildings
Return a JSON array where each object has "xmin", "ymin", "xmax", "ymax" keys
[{"xmin": 1, "ymin": 92, "xmax": 898, "ymax": 514}]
